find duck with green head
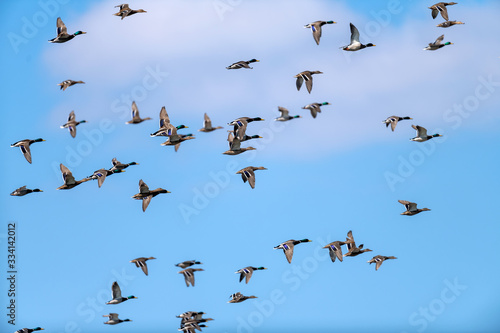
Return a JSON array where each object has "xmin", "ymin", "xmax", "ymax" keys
[
  {"xmin": 106, "ymin": 281, "xmax": 137, "ymax": 304},
  {"xmin": 275, "ymin": 106, "xmax": 301, "ymax": 121},
  {"xmin": 410, "ymin": 125, "xmax": 442, "ymax": 141},
  {"xmin": 49, "ymin": 17, "xmax": 85, "ymax": 43},
  {"xmin": 424, "ymin": 35, "xmax": 453, "ymax": 50}
]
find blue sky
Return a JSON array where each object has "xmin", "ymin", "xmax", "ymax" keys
[{"xmin": 1, "ymin": 0, "xmax": 500, "ymax": 332}]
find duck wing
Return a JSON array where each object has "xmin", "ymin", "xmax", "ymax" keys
[
  {"xmin": 111, "ymin": 281, "xmax": 122, "ymax": 299},
  {"xmin": 350, "ymin": 23, "xmax": 360, "ymax": 43},
  {"xmin": 60, "ymin": 164, "xmax": 76, "ymax": 185},
  {"xmin": 203, "ymin": 113, "xmax": 212, "ymax": 129},
  {"xmin": 139, "ymin": 179, "xmax": 150, "ymax": 193},
  {"xmin": 56, "ymin": 17, "xmax": 67, "ymax": 35}
]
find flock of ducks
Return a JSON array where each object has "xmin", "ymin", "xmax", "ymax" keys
[{"xmin": 11, "ymin": 2, "xmax": 464, "ymax": 332}]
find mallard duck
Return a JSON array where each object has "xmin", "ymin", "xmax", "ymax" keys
[
  {"xmin": 429, "ymin": 2, "xmax": 457, "ymax": 21},
  {"xmin": 61, "ymin": 111, "xmax": 87, "ymax": 138},
  {"xmin": 274, "ymin": 239, "xmax": 312, "ymax": 264},
  {"xmin": 383, "ymin": 116, "xmax": 412, "ymax": 132},
  {"xmin": 294, "ymin": 71, "xmax": 323, "ymax": 94},
  {"xmin": 228, "ymin": 117, "xmax": 264, "ymax": 136},
  {"xmin": 126, "ymin": 101, "xmax": 151, "ymax": 124},
  {"xmin": 275, "ymin": 106, "xmax": 301, "ymax": 121},
  {"xmin": 49, "ymin": 17, "xmax": 86, "ymax": 43},
  {"xmin": 57, "ymin": 164, "xmax": 91, "ymax": 190},
  {"xmin": 132, "ymin": 180, "xmax": 170, "ymax": 212},
  {"xmin": 103, "ymin": 313, "xmax": 131, "ymax": 325},
  {"xmin": 106, "ymin": 281, "xmax": 137, "ymax": 304},
  {"xmin": 398, "ymin": 200, "xmax": 431, "ymax": 215},
  {"xmin": 226, "ymin": 59, "xmax": 260, "ymax": 69},
  {"xmin": 367, "ymin": 255, "xmax": 397, "ymax": 271},
  {"xmin": 302, "ymin": 102, "xmax": 331, "ymax": 118},
  {"xmin": 113, "ymin": 4, "xmax": 147, "ymax": 20},
  {"xmin": 160, "ymin": 127, "xmax": 195, "ymax": 152},
  {"xmin": 343, "ymin": 231, "xmax": 372, "ymax": 258},
  {"xmin": 410, "ymin": 125, "xmax": 442, "ymax": 141},
  {"xmin": 179, "ymin": 323, "xmax": 208, "ymax": 333},
  {"xmin": 229, "ymin": 123, "xmax": 262, "ymax": 143},
  {"xmin": 323, "ymin": 240, "xmax": 352, "ymax": 263},
  {"xmin": 199, "ymin": 113, "xmax": 223, "ymax": 132},
  {"xmin": 235, "ymin": 266, "xmax": 267, "ymax": 284},
  {"xmin": 58, "ymin": 80, "xmax": 84, "ymax": 91},
  {"xmin": 424, "ymin": 35, "xmax": 453, "ymax": 50},
  {"xmin": 10, "ymin": 186, "xmax": 43, "ymax": 196},
  {"xmin": 14, "ymin": 328, "xmax": 44, "ymax": 333},
  {"xmin": 342, "ymin": 23, "xmax": 375, "ymax": 51},
  {"xmin": 304, "ymin": 20, "xmax": 336, "ymax": 45},
  {"xmin": 151, "ymin": 124, "xmax": 189, "ymax": 137},
  {"xmin": 236, "ymin": 166, "xmax": 267, "ymax": 189},
  {"xmin": 176, "ymin": 311, "xmax": 206, "ymax": 319},
  {"xmin": 109, "ymin": 158, "xmax": 138, "ymax": 172},
  {"xmin": 130, "ymin": 256, "xmax": 156, "ymax": 276},
  {"xmin": 223, "ymin": 132, "xmax": 256, "ymax": 155},
  {"xmin": 437, "ymin": 20, "xmax": 464, "ymax": 28},
  {"xmin": 178, "ymin": 268, "xmax": 204, "ymax": 287},
  {"xmin": 175, "ymin": 260, "xmax": 203, "ymax": 269},
  {"xmin": 11, "ymin": 138, "xmax": 45, "ymax": 164},
  {"xmin": 88, "ymin": 169, "xmax": 123, "ymax": 188},
  {"xmin": 228, "ymin": 292, "xmax": 257, "ymax": 303}
]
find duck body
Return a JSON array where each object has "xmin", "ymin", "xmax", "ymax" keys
[
  {"xmin": 228, "ymin": 292, "xmax": 257, "ymax": 303},
  {"xmin": 223, "ymin": 132, "xmax": 256, "ymax": 155},
  {"xmin": 226, "ymin": 59, "xmax": 259, "ymax": 69},
  {"xmin": 57, "ymin": 163, "xmax": 91, "ymax": 190},
  {"xmin": 126, "ymin": 101, "xmax": 151, "ymax": 124},
  {"xmin": 10, "ymin": 186, "xmax": 43, "ymax": 196},
  {"xmin": 60, "ymin": 111, "xmax": 86, "ymax": 138},
  {"xmin": 304, "ymin": 20, "xmax": 336, "ymax": 45},
  {"xmin": 58, "ymin": 80, "xmax": 84, "ymax": 91},
  {"xmin": 130, "ymin": 256, "xmax": 156, "ymax": 275},
  {"xmin": 437, "ymin": 20, "xmax": 464, "ymax": 28},
  {"xmin": 429, "ymin": 2, "xmax": 458, "ymax": 21},
  {"xmin": 367, "ymin": 255, "xmax": 397, "ymax": 270},
  {"xmin": 323, "ymin": 240, "xmax": 351, "ymax": 262},
  {"xmin": 342, "ymin": 23, "xmax": 375, "ymax": 51},
  {"xmin": 103, "ymin": 313, "xmax": 131, "ymax": 325},
  {"xmin": 398, "ymin": 200, "xmax": 431, "ymax": 215},
  {"xmin": 179, "ymin": 268, "xmax": 204, "ymax": 287},
  {"xmin": 302, "ymin": 102, "xmax": 330, "ymax": 118},
  {"xmin": 15, "ymin": 328, "xmax": 44, "ymax": 333},
  {"xmin": 424, "ymin": 35, "xmax": 453, "ymax": 50},
  {"xmin": 49, "ymin": 17, "xmax": 85, "ymax": 43},
  {"xmin": 235, "ymin": 266, "xmax": 267, "ymax": 284},
  {"xmin": 410, "ymin": 125, "xmax": 442, "ymax": 141},
  {"xmin": 199, "ymin": 113, "xmax": 223, "ymax": 132},
  {"xmin": 132, "ymin": 180, "xmax": 170, "ymax": 211},
  {"xmin": 175, "ymin": 260, "xmax": 203, "ymax": 269},
  {"xmin": 294, "ymin": 71, "xmax": 323, "ymax": 93},
  {"xmin": 113, "ymin": 4, "xmax": 147, "ymax": 20},
  {"xmin": 344, "ymin": 230, "xmax": 372, "ymax": 258},
  {"xmin": 275, "ymin": 106, "xmax": 301, "ymax": 121},
  {"xmin": 236, "ymin": 166, "xmax": 267, "ymax": 189},
  {"xmin": 11, "ymin": 138, "xmax": 45, "ymax": 164},
  {"xmin": 274, "ymin": 239, "xmax": 312, "ymax": 263},
  {"xmin": 109, "ymin": 158, "xmax": 138, "ymax": 172},
  {"xmin": 106, "ymin": 281, "xmax": 137, "ymax": 304},
  {"xmin": 383, "ymin": 116, "xmax": 412, "ymax": 131}
]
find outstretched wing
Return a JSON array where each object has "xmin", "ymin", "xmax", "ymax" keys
[
  {"xmin": 350, "ymin": 23, "xmax": 360, "ymax": 43},
  {"xmin": 60, "ymin": 163, "xmax": 75, "ymax": 185},
  {"xmin": 111, "ymin": 281, "xmax": 122, "ymax": 299},
  {"xmin": 139, "ymin": 179, "xmax": 149, "ymax": 193},
  {"xmin": 278, "ymin": 106, "xmax": 290, "ymax": 118},
  {"xmin": 57, "ymin": 17, "xmax": 67, "ymax": 35},
  {"xmin": 132, "ymin": 101, "xmax": 140, "ymax": 119},
  {"xmin": 203, "ymin": 113, "xmax": 212, "ymax": 129}
]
